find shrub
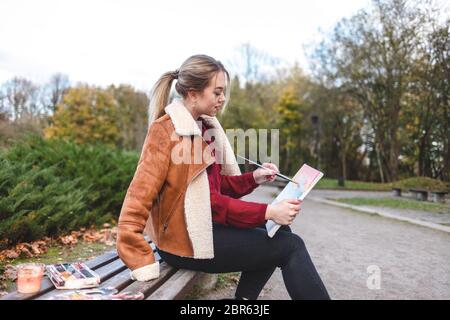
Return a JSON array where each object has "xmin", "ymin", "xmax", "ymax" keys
[
  {"xmin": 391, "ymin": 177, "xmax": 449, "ymax": 192},
  {"xmin": 0, "ymin": 135, "xmax": 139, "ymax": 248}
]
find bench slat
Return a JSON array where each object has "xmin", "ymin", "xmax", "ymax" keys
[
  {"xmin": 36, "ymin": 241, "xmax": 161, "ymax": 300},
  {"xmin": 1, "ymin": 248, "xmax": 121, "ymax": 300},
  {"xmin": 2, "ymin": 239, "xmax": 156, "ymax": 300},
  {"xmin": 118, "ymin": 262, "xmax": 177, "ymax": 299},
  {"xmin": 1, "ymin": 239, "xmax": 202, "ymax": 301},
  {"xmin": 146, "ymin": 269, "xmax": 202, "ymax": 300},
  {"xmin": 94, "ymin": 268, "xmax": 134, "ymax": 292}
]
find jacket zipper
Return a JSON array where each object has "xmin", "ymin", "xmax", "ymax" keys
[{"xmin": 162, "ymin": 191, "xmax": 183, "ymax": 232}]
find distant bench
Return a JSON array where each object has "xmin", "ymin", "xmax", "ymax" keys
[
  {"xmin": 405, "ymin": 188, "xmax": 448, "ymax": 203},
  {"xmin": 430, "ymin": 191, "xmax": 448, "ymax": 204},
  {"xmin": 1, "ymin": 240, "xmax": 204, "ymax": 300},
  {"xmin": 392, "ymin": 187, "xmax": 402, "ymax": 197},
  {"xmin": 409, "ymin": 188, "xmax": 429, "ymax": 201}
]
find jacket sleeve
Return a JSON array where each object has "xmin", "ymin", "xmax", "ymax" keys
[
  {"xmin": 220, "ymin": 171, "xmax": 260, "ymax": 199},
  {"xmin": 210, "ymin": 189, "xmax": 268, "ymax": 229},
  {"xmin": 116, "ymin": 122, "xmax": 170, "ymax": 281}
]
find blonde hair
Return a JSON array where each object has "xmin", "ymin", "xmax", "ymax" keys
[{"xmin": 148, "ymin": 54, "xmax": 231, "ymax": 123}]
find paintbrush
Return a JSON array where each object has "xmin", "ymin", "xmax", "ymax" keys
[{"xmin": 237, "ymin": 155, "xmax": 298, "ymax": 185}]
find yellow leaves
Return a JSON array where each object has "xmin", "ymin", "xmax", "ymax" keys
[{"xmin": 43, "ymin": 86, "xmax": 121, "ymax": 146}]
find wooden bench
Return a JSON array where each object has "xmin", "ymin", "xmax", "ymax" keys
[
  {"xmin": 409, "ymin": 188, "xmax": 428, "ymax": 201},
  {"xmin": 392, "ymin": 187, "xmax": 402, "ymax": 197},
  {"xmin": 1, "ymin": 240, "xmax": 204, "ymax": 300},
  {"xmin": 430, "ymin": 191, "xmax": 448, "ymax": 204}
]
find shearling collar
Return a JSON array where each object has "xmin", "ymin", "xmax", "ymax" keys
[
  {"xmin": 164, "ymin": 98, "xmax": 202, "ymax": 136},
  {"xmin": 164, "ymin": 98, "xmax": 241, "ymax": 177},
  {"xmin": 164, "ymin": 98, "xmax": 227, "ymax": 137}
]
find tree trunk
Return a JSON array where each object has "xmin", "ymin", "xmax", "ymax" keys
[{"xmin": 375, "ymin": 141, "xmax": 385, "ymax": 183}]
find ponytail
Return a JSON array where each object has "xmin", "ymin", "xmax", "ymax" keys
[{"xmin": 148, "ymin": 70, "xmax": 178, "ymax": 124}]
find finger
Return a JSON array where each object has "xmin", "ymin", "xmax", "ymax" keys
[
  {"xmin": 261, "ymin": 169, "xmax": 275, "ymax": 176},
  {"xmin": 268, "ymin": 163, "xmax": 279, "ymax": 173},
  {"xmin": 262, "ymin": 163, "xmax": 278, "ymax": 174},
  {"xmin": 286, "ymin": 199, "xmax": 301, "ymax": 205},
  {"xmin": 263, "ymin": 162, "xmax": 278, "ymax": 171}
]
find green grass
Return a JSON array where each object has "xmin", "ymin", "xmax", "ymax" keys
[
  {"xmin": 0, "ymin": 241, "xmax": 115, "ymax": 293},
  {"xmin": 316, "ymin": 178, "xmax": 392, "ymax": 191},
  {"xmin": 315, "ymin": 177, "xmax": 449, "ymax": 192},
  {"xmin": 334, "ymin": 197, "xmax": 450, "ymax": 214}
]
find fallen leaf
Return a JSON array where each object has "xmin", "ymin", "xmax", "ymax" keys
[
  {"xmin": 4, "ymin": 250, "xmax": 18, "ymax": 259},
  {"xmin": 19, "ymin": 247, "xmax": 33, "ymax": 258},
  {"xmin": 31, "ymin": 243, "xmax": 41, "ymax": 255},
  {"xmin": 4, "ymin": 265, "xmax": 17, "ymax": 281}
]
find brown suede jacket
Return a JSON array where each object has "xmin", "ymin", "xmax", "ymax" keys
[{"xmin": 116, "ymin": 99, "xmax": 242, "ymax": 281}]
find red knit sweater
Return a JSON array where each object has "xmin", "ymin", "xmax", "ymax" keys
[{"xmin": 201, "ymin": 119, "xmax": 268, "ymax": 229}]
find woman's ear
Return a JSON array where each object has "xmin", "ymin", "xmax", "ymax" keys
[{"xmin": 187, "ymin": 90, "xmax": 197, "ymax": 101}]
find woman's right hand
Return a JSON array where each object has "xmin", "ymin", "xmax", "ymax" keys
[{"xmin": 265, "ymin": 199, "xmax": 302, "ymax": 225}]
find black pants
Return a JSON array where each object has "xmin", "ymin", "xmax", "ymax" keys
[{"xmin": 157, "ymin": 222, "xmax": 330, "ymax": 300}]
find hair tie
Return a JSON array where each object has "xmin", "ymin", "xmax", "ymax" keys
[{"xmin": 172, "ymin": 69, "xmax": 180, "ymax": 79}]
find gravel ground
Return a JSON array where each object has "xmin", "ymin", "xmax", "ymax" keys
[{"xmin": 196, "ymin": 186, "xmax": 450, "ymax": 300}]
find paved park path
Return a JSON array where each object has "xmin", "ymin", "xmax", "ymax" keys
[{"xmin": 199, "ymin": 186, "xmax": 450, "ymax": 300}]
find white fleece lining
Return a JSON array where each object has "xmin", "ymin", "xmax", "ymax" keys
[
  {"xmin": 202, "ymin": 116, "xmax": 241, "ymax": 176},
  {"xmin": 184, "ymin": 171, "xmax": 214, "ymax": 258},
  {"xmin": 130, "ymin": 261, "xmax": 160, "ymax": 281},
  {"xmin": 164, "ymin": 99, "xmax": 202, "ymax": 136},
  {"xmin": 164, "ymin": 99, "xmax": 241, "ymax": 259}
]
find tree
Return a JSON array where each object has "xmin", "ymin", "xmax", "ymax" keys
[
  {"xmin": 274, "ymin": 87, "xmax": 305, "ymax": 174},
  {"xmin": 44, "ymin": 86, "xmax": 121, "ymax": 146},
  {"xmin": 228, "ymin": 42, "xmax": 282, "ymax": 85},
  {"xmin": 0, "ymin": 77, "xmax": 40, "ymax": 120},
  {"xmin": 310, "ymin": 0, "xmax": 435, "ymax": 182},
  {"xmin": 108, "ymin": 84, "xmax": 149, "ymax": 150},
  {"xmin": 42, "ymin": 73, "xmax": 70, "ymax": 115}
]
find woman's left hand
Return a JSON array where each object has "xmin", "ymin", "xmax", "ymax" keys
[{"xmin": 253, "ymin": 163, "xmax": 279, "ymax": 185}]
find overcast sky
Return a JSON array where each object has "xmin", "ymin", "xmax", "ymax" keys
[{"xmin": 0, "ymin": 0, "xmax": 374, "ymax": 91}]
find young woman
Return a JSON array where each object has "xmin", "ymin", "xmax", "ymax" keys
[{"xmin": 117, "ymin": 54, "xmax": 330, "ymax": 300}]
